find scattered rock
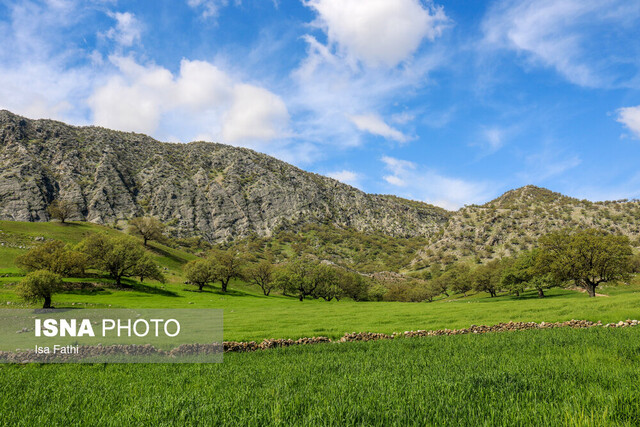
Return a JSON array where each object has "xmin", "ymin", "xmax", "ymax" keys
[{"xmin": 219, "ymin": 319, "xmax": 640, "ymax": 353}]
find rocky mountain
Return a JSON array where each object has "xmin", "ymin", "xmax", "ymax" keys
[
  {"xmin": 2, "ymin": 111, "xmax": 639, "ymax": 263},
  {"xmin": 0, "ymin": 110, "xmax": 449, "ymax": 242},
  {"xmin": 412, "ymin": 185, "xmax": 640, "ymax": 269}
]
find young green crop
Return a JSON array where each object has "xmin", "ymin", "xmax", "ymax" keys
[{"xmin": 1, "ymin": 327, "xmax": 638, "ymax": 426}]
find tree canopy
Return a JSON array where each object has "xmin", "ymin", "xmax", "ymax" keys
[
  {"xmin": 209, "ymin": 249, "xmax": 244, "ymax": 292},
  {"xmin": 245, "ymin": 260, "xmax": 275, "ymax": 296},
  {"xmin": 47, "ymin": 199, "xmax": 74, "ymax": 224},
  {"xmin": 17, "ymin": 270, "xmax": 64, "ymax": 308},
  {"xmin": 79, "ymin": 233, "xmax": 162, "ymax": 287},
  {"xmin": 16, "ymin": 240, "xmax": 87, "ymax": 277},
  {"xmin": 184, "ymin": 258, "xmax": 217, "ymax": 292},
  {"xmin": 128, "ymin": 217, "xmax": 166, "ymax": 246},
  {"xmin": 537, "ymin": 229, "xmax": 632, "ymax": 297}
]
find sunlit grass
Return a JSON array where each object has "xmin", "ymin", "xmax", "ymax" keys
[{"xmin": 1, "ymin": 327, "xmax": 638, "ymax": 425}]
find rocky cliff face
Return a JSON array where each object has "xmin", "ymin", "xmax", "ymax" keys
[{"xmin": 0, "ymin": 110, "xmax": 449, "ymax": 241}]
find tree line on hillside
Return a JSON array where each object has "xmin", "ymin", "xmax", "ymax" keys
[
  {"xmin": 13, "ymin": 228, "xmax": 166, "ymax": 308},
  {"xmin": 15, "ymin": 210, "xmax": 640, "ymax": 307},
  {"xmin": 409, "ymin": 228, "xmax": 636, "ymax": 300},
  {"xmin": 184, "ymin": 227, "xmax": 637, "ymax": 302},
  {"xmin": 184, "ymin": 252, "xmax": 370, "ymax": 302}
]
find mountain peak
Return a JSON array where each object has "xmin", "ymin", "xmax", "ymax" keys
[{"xmin": 485, "ymin": 185, "xmax": 575, "ymax": 209}]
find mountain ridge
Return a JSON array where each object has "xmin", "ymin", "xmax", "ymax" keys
[{"xmin": 0, "ymin": 110, "xmax": 449, "ymax": 241}]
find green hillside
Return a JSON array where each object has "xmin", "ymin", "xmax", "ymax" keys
[
  {"xmin": 1, "ymin": 220, "xmax": 640, "ymax": 425},
  {"xmin": 0, "ymin": 220, "xmax": 197, "ymax": 278},
  {"xmin": 1, "ymin": 220, "xmax": 639, "ymax": 342}
]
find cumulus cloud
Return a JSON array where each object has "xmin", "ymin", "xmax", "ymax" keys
[
  {"xmin": 222, "ymin": 84, "xmax": 290, "ymax": 142},
  {"xmin": 348, "ymin": 113, "xmax": 408, "ymax": 143},
  {"xmin": 89, "ymin": 57, "xmax": 290, "ymax": 145},
  {"xmin": 104, "ymin": 12, "xmax": 142, "ymax": 46},
  {"xmin": 290, "ymin": 33, "xmax": 446, "ymax": 150},
  {"xmin": 381, "ymin": 156, "xmax": 493, "ymax": 210},
  {"xmin": 616, "ymin": 106, "xmax": 640, "ymax": 138},
  {"xmin": 482, "ymin": 0, "xmax": 640, "ymax": 87},
  {"xmin": 0, "ymin": 0, "xmax": 97, "ymax": 123},
  {"xmin": 303, "ymin": 0, "xmax": 449, "ymax": 67},
  {"xmin": 287, "ymin": 1, "xmax": 449, "ymax": 153},
  {"xmin": 327, "ymin": 170, "xmax": 361, "ymax": 188}
]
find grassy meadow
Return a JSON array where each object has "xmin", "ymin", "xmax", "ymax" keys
[
  {"xmin": 2, "ymin": 220, "xmax": 640, "ymax": 425},
  {"xmin": 2, "ymin": 327, "xmax": 639, "ymax": 425},
  {"xmin": 2, "ymin": 220, "xmax": 640, "ymax": 341}
]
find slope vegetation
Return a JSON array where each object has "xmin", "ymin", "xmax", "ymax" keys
[{"xmin": 414, "ymin": 186, "xmax": 640, "ymax": 268}]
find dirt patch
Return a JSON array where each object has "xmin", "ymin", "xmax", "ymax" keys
[{"xmin": 568, "ymin": 286, "xmax": 609, "ymax": 297}]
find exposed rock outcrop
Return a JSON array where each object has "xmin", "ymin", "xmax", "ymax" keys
[{"xmin": 0, "ymin": 110, "xmax": 449, "ymax": 241}]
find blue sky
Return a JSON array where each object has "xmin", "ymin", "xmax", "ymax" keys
[{"xmin": 1, "ymin": 0, "xmax": 640, "ymax": 209}]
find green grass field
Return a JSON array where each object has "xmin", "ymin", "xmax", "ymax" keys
[
  {"xmin": 1, "ymin": 327, "xmax": 639, "ymax": 426},
  {"xmin": 2, "ymin": 220, "xmax": 640, "ymax": 425},
  {"xmin": 2, "ymin": 221, "xmax": 640, "ymax": 341}
]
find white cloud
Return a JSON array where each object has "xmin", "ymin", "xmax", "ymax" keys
[
  {"xmin": 187, "ymin": 0, "xmax": 238, "ymax": 19},
  {"xmin": 483, "ymin": 127, "xmax": 505, "ymax": 150},
  {"xmin": 616, "ymin": 106, "xmax": 640, "ymax": 138},
  {"xmin": 348, "ymin": 113, "xmax": 408, "ymax": 143},
  {"xmin": 391, "ymin": 111, "xmax": 415, "ymax": 125},
  {"xmin": 0, "ymin": 1, "xmax": 96, "ymax": 123},
  {"xmin": 287, "ymin": 2, "xmax": 449, "ymax": 153},
  {"xmin": 222, "ymin": 84, "xmax": 290, "ymax": 142},
  {"xmin": 303, "ymin": 0, "xmax": 449, "ymax": 67},
  {"xmin": 482, "ymin": 0, "xmax": 640, "ymax": 87},
  {"xmin": 104, "ymin": 12, "xmax": 142, "ymax": 46},
  {"xmin": 89, "ymin": 57, "xmax": 171, "ymax": 134},
  {"xmin": 89, "ymin": 57, "xmax": 290, "ymax": 145},
  {"xmin": 384, "ymin": 175, "xmax": 407, "ymax": 188},
  {"xmin": 290, "ymin": 34, "xmax": 446, "ymax": 150},
  {"xmin": 518, "ymin": 150, "xmax": 581, "ymax": 183},
  {"xmin": 381, "ymin": 156, "xmax": 493, "ymax": 210},
  {"xmin": 327, "ymin": 170, "xmax": 361, "ymax": 187}
]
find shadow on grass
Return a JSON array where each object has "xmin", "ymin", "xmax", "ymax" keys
[
  {"xmin": 53, "ymin": 222, "xmax": 84, "ymax": 227},
  {"xmin": 182, "ymin": 284, "xmax": 258, "ymax": 298},
  {"xmin": 65, "ymin": 289, "xmax": 113, "ymax": 296},
  {"xmin": 33, "ymin": 307, "xmax": 84, "ymax": 313},
  {"xmin": 147, "ymin": 243, "xmax": 190, "ymax": 264},
  {"xmin": 130, "ymin": 282, "xmax": 180, "ymax": 297},
  {"xmin": 475, "ymin": 291, "xmax": 568, "ymax": 303},
  {"xmin": 87, "ymin": 277, "xmax": 182, "ymax": 297}
]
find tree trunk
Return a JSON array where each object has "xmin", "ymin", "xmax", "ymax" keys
[
  {"xmin": 584, "ymin": 282, "xmax": 597, "ymax": 297},
  {"xmin": 116, "ymin": 276, "xmax": 122, "ymax": 289},
  {"xmin": 143, "ymin": 237, "xmax": 148, "ymax": 247},
  {"xmin": 514, "ymin": 290, "xmax": 520, "ymax": 297},
  {"xmin": 43, "ymin": 295, "xmax": 52, "ymax": 309},
  {"xmin": 221, "ymin": 279, "xmax": 228, "ymax": 292},
  {"xmin": 198, "ymin": 283, "xmax": 204, "ymax": 292},
  {"xmin": 537, "ymin": 288, "xmax": 545, "ymax": 298},
  {"xmin": 299, "ymin": 294, "xmax": 304, "ymax": 301}
]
